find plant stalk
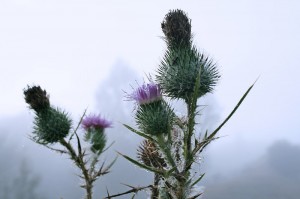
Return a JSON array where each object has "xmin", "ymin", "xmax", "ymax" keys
[{"xmin": 59, "ymin": 139, "xmax": 93, "ymax": 199}]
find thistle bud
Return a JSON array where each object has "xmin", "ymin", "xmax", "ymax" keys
[
  {"xmin": 24, "ymin": 85, "xmax": 71, "ymax": 144},
  {"xmin": 158, "ymin": 10, "xmax": 220, "ymax": 101},
  {"xmin": 33, "ymin": 107, "xmax": 72, "ymax": 144},
  {"xmin": 157, "ymin": 47, "xmax": 220, "ymax": 101}
]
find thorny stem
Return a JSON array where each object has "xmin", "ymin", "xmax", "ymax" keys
[
  {"xmin": 186, "ymin": 95, "xmax": 197, "ymax": 163},
  {"xmin": 104, "ymin": 185, "xmax": 153, "ymax": 198},
  {"xmin": 157, "ymin": 135, "xmax": 179, "ymax": 174},
  {"xmin": 59, "ymin": 139, "xmax": 93, "ymax": 199},
  {"xmin": 174, "ymin": 98, "xmax": 197, "ymax": 199}
]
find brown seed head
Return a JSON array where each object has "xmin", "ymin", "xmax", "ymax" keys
[
  {"xmin": 137, "ymin": 139, "xmax": 166, "ymax": 168},
  {"xmin": 24, "ymin": 85, "xmax": 50, "ymax": 113},
  {"xmin": 161, "ymin": 9, "xmax": 192, "ymax": 47}
]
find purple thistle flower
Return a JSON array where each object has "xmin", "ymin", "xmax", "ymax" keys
[
  {"xmin": 130, "ymin": 82, "xmax": 162, "ymax": 105},
  {"xmin": 81, "ymin": 114, "xmax": 112, "ymax": 131}
]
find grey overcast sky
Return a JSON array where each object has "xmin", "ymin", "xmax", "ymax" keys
[{"xmin": 0, "ymin": 0, "xmax": 299, "ymax": 176}]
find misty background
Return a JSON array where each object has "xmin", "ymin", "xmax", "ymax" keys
[{"xmin": 1, "ymin": 0, "xmax": 299, "ymax": 198}]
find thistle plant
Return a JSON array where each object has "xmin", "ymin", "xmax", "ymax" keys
[
  {"xmin": 24, "ymin": 85, "xmax": 115, "ymax": 199},
  {"xmin": 23, "ymin": 9, "xmax": 254, "ymax": 199},
  {"xmin": 119, "ymin": 9, "xmax": 254, "ymax": 199}
]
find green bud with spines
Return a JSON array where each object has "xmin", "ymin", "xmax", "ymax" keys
[
  {"xmin": 157, "ymin": 46, "xmax": 220, "ymax": 102},
  {"xmin": 24, "ymin": 85, "xmax": 72, "ymax": 144},
  {"xmin": 135, "ymin": 100, "xmax": 174, "ymax": 136},
  {"xmin": 33, "ymin": 107, "xmax": 72, "ymax": 144}
]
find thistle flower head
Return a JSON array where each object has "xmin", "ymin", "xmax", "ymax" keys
[
  {"xmin": 24, "ymin": 85, "xmax": 50, "ymax": 113},
  {"xmin": 81, "ymin": 114, "xmax": 111, "ymax": 154},
  {"xmin": 82, "ymin": 114, "xmax": 112, "ymax": 131},
  {"xmin": 130, "ymin": 82, "xmax": 162, "ymax": 105}
]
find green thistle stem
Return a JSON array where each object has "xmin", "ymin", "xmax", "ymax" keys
[{"xmin": 184, "ymin": 97, "xmax": 197, "ymax": 167}]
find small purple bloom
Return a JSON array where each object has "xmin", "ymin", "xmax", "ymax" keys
[
  {"xmin": 130, "ymin": 82, "xmax": 162, "ymax": 105},
  {"xmin": 81, "ymin": 114, "xmax": 112, "ymax": 131}
]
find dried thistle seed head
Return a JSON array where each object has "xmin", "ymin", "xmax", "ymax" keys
[
  {"xmin": 161, "ymin": 9, "xmax": 192, "ymax": 47},
  {"xmin": 24, "ymin": 85, "xmax": 50, "ymax": 113},
  {"xmin": 137, "ymin": 139, "xmax": 166, "ymax": 168}
]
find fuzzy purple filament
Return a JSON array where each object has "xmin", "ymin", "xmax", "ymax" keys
[
  {"xmin": 131, "ymin": 83, "xmax": 162, "ymax": 105},
  {"xmin": 81, "ymin": 115, "xmax": 112, "ymax": 131}
]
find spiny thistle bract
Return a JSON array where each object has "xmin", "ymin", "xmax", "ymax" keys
[
  {"xmin": 81, "ymin": 115, "xmax": 112, "ymax": 154},
  {"xmin": 157, "ymin": 10, "xmax": 220, "ymax": 102},
  {"xmin": 24, "ymin": 86, "xmax": 71, "ymax": 144}
]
